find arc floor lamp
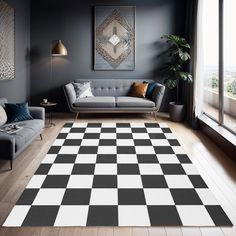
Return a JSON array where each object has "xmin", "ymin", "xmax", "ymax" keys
[
  {"xmin": 50, "ymin": 39, "xmax": 68, "ymax": 96},
  {"xmin": 47, "ymin": 40, "xmax": 68, "ymax": 125}
]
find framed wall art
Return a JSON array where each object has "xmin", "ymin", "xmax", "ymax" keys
[
  {"xmin": 94, "ymin": 6, "xmax": 135, "ymax": 71},
  {"xmin": 0, "ymin": 0, "xmax": 15, "ymax": 81}
]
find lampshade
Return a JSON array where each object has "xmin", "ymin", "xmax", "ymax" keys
[{"xmin": 51, "ymin": 40, "xmax": 68, "ymax": 56}]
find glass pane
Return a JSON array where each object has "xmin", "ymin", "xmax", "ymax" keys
[
  {"xmin": 223, "ymin": 0, "xmax": 236, "ymax": 133},
  {"xmin": 202, "ymin": 0, "xmax": 219, "ymax": 121}
]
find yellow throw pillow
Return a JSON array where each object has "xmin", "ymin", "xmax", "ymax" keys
[{"xmin": 129, "ymin": 82, "xmax": 148, "ymax": 98}]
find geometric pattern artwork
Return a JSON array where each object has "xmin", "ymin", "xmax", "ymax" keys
[
  {"xmin": 94, "ymin": 6, "xmax": 135, "ymax": 70},
  {"xmin": 3, "ymin": 123, "xmax": 232, "ymax": 227},
  {"xmin": 0, "ymin": 0, "xmax": 15, "ymax": 81}
]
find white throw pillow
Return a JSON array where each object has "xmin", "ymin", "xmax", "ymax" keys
[
  {"xmin": 0, "ymin": 105, "xmax": 7, "ymax": 126},
  {"xmin": 73, "ymin": 82, "xmax": 94, "ymax": 99}
]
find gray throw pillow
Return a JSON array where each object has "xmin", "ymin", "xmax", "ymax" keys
[
  {"xmin": 0, "ymin": 105, "xmax": 7, "ymax": 126},
  {"xmin": 73, "ymin": 82, "xmax": 93, "ymax": 99}
]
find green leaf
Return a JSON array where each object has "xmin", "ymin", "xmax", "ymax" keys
[
  {"xmin": 162, "ymin": 35, "xmax": 190, "ymax": 49},
  {"xmin": 164, "ymin": 79, "xmax": 177, "ymax": 89},
  {"xmin": 186, "ymin": 74, "xmax": 193, "ymax": 83},
  {"xmin": 160, "ymin": 34, "xmax": 193, "ymax": 85},
  {"xmin": 178, "ymin": 49, "xmax": 190, "ymax": 61},
  {"xmin": 176, "ymin": 72, "xmax": 193, "ymax": 83}
]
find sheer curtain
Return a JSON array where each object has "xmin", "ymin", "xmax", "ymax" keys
[{"xmin": 194, "ymin": 0, "xmax": 204, "ymax": 118}]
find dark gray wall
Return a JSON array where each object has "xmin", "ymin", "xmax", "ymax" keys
[
  {"xmin": 30, "ymin": 0, "xmax": 187, "ymax": 111},
  {"xmin": 0, "ymin": 0, "xmax": 31, "ymax": 102}
]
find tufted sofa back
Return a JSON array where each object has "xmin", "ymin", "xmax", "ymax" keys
[{"xmin": 74, "ymin": 79, "xmax": 154, "ymax": 97}]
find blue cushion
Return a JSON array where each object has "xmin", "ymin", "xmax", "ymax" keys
[
  {"xmin": 146, "ymin": 82, "xmax": 157, "ymax": 99},
  {"xmin": 4, "ymin": 103, "xmax": 33, "ymax": 123}
]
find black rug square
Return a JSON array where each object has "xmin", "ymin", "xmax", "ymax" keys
[
  {"xmin": 22, "ymin": 206, "xmax": 59, "ymax": 226},
  {"xmin": 118, "ymin": 189, "xmax": 146, "ymax": 205},
  {"xmin": 161, "ymin": 164, "xmax": 186, "ymax": 175},
  {"xmin": 96, "ymin": 154, "xmax": 117, "ymax": 163},
  {"xmin": 78, "ymin": 146, "xmax": 98, "ymax": 154},
  {"xmin": 170, "ymin": 189, "xmax": 203, "ymax": 205},
  {"xmin": 17, "ymin": 189, "xmax": 39, "ymax": 205},
  {"xmin": 87, "ymin": 206, "xmax": 118, "ymax": 226},
  {"xmin": 64, "ymin": 139, "xmax": 82, "ymax": 146},
  {"xmin": 142, "ymin": 175, "xmax": 168, "ymax": 188},
  {"xmin": 148, "ymin": 206, "xmax": 182, "ymax": 226},
  {"xmin": 92, "ymin": 175, "xmax": 117, "ymax": 188},
  {"xmin": 188, "ymin": 175, "xmax": 208, "ymax": 188},
  {"xmin": 42, "ymin": 175, "xmax": 70, "ymax": 188},
  {"xmin": 154, "ymin": 146, "xmax": 174, "ymax": 154},
  {"xmin": 137, "ymin": 154, "xmax": 159, "ymax": 163},
  {"xmin": 62, "ymin": 189, "xmax": 91, "ymax": 205},
  {"xmin": 72, "ymin": 164, "xmax": 95, "ymax": 175},
  {"xmin": 54, "ymin": 154, "xmax": 77, "ymax": 163},
  {"xmin": 117, "ymin": 146, "xmax": 135, "ymax": 154},
  {"xmin": 116, "ymin": 133, "xmax": 133, "ymax": 139}
]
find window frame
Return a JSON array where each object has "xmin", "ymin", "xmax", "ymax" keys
[{"xmin": 203, "ymin": 0, "xmax": 236, "ymax": 135}]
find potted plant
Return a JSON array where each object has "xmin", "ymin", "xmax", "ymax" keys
[{"xmin": 161, "ymin": 35, "xmax": 193, "ymax": 122}]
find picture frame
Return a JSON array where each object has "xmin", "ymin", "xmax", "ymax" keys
[
  {"xmin": 0, "ymin": 0, "xmax": 15, "ymax": 81},
  {"xmin": 94, "ymin": 6, "xmax": 136, "ymax": 71}
]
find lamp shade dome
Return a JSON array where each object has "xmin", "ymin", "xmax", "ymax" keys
[{"xmin": 51, "ymin": 40, "xmax": 68, "ymax": 56}]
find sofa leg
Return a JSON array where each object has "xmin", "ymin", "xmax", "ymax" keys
[
  {"xmin": 74, "ymin": 112, "xmax": 79, "ymax": 121},
  {"xmin": 40, "ymin": 134, "xmax": 43, "ymax": 141},
  {"xmin": 10, "ymin": 160, "xmax": 13, "ymax": 170},
  {"xmin": 153, "ymin": 111, "xmax": 157, "ymax": 121}
]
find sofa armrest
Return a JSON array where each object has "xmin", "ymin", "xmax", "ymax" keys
[
  {"xmin": 29, "ymin": 107, "xmax": 45, "ymax": 121},
  {"xmin": 0, "ymin": 133, "xmax": 15, "ymax": 160},
  {"xmin": 152, "ymin": 84, "xmax": 166, "ymax": 111},
  {"xmin": 64, "ymin": 83, "xmax": 77, "ymax": 112}
]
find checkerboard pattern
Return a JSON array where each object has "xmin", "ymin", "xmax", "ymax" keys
[{"xmin": 3, "ymin": 123, "xmax": 232, "ymax": 226}]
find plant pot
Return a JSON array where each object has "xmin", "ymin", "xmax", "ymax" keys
[{"xmin": 169, "ymin": 102, "xmax": 185, "ymax": 122}]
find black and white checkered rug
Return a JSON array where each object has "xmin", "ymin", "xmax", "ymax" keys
[{"xmin": 3, "ymin": 123, "xmax": 232, "ymax": 227}]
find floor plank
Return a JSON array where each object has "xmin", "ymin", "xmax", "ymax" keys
[
  {"xmin": 181, "ymin": 227, "xmax": 202, "ymax": 236},
  {"xmin": 58, "ymin": 227, "xmax": 81, "ymax": 236},
  {"xmin": 114, "ymin": 227, "xmax": 132, "ymax": 236},
  {"xmin": 148, "ymin": 227, "xmax": 167, "ymax": 236},
  {"xmin": 80, "ymin": 227, "xmax": 97, "ymax": 236},
  {"xmin": 165, "ymin": 227, "xmax": 183, "ymax": 236},
  {"xmin": 200, "ymin": 227, "xmax": 224, "ymax": 236},
  {"xmin": 132, "ymin": 227, "xmax": 149, "ymax": 236},
  {"xmin": 221, "ymin": 226, "xmax": 236, "ymax": 236},
  {"xmin": 98, "ymin": 227, "xmax": 114, "ymax": 236}
]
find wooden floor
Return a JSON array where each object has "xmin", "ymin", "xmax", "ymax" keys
[{"xmin": 0, "ymin": 112, "xmax": 236, "ymax": 236}]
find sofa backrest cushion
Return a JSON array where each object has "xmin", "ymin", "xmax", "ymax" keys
[{"xmin": 74, "ymin": 79, "xmax": 154, "ymax": 97}]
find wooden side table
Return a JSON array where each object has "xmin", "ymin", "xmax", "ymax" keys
[{"xmin": 40, "ymin": 102, "xmax": 57, "ymax": 128}]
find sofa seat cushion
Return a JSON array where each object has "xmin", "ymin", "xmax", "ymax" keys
[
  {"xmin": 116, "ymin": 96, "xmax": 155, "ymax": 108},
  {"xmin": 2, "ymin": 119, "xmax": 44, "ymax": 152},
  {"xmin": 73, "ymin": 97, "xmax": 115, "ymax": 108}
]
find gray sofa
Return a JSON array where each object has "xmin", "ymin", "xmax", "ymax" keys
[
  {"xmin": 64, "ymin": 79, "xmax": 165, "ymax": 119},
  {"xmin": 0, "ymin": 98, "xmax": 45, "ymax": 169}
]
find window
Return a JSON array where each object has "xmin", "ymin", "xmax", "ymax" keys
[
  {"xmin": 200, "ymin": 0, "xmax": 236, "ymax": 134},
  {"xmin": 223, "ymin": 0, "xmax": 236, "ymax": 132},
  {"xmin": 202, "ymin": 0, "xmax": 219, "ymax": 122}
]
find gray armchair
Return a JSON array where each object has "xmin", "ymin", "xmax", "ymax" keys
[{"xmin": 0, "ymin": 98, "xmax": 45, "ymax": 170}]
